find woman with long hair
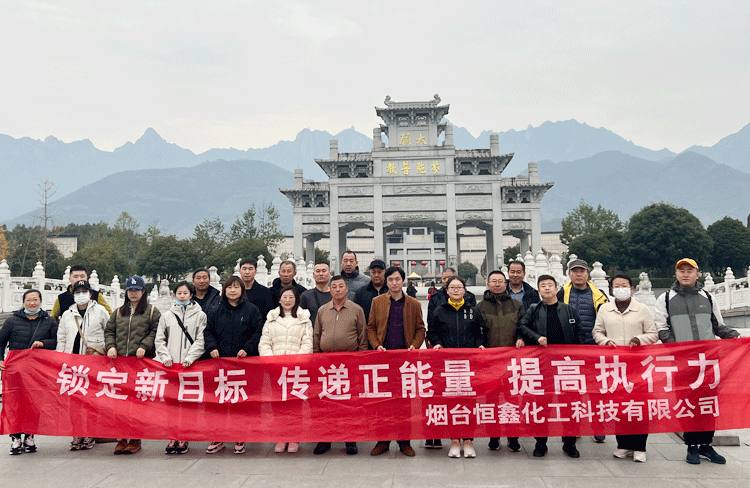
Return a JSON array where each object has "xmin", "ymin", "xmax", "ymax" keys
[
  {"xmin": 105, "ymin": 275, "xmax": 161, "ymax": 455},
  {"xmin": 258, "ymin": 286, "xmax": 313, "ymax": 454},
  {"xmin": 155, "ymin": 281, "xmax": 207, "ymax": 454},
  {"xmin": 203, "ymin": 275, "xmax": 263, "ymax": 455}
]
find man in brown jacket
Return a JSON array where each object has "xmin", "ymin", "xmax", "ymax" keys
[
  {"xmin": 367, "ymin": 266, "xmax": 426, "ymax": 457},
  {"xmin": 476, "ymin": 270, "xmax": 524, "ymax": 452}
]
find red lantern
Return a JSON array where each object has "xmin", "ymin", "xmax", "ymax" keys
[
  {"xmin": 439, "ymin": 261, "xmax": 446, "ymax": 265},
  {"xmin": 421, "ymin": 261, "xmax": 428, "ymax": 265},
  {"xmin": 410, "ymin": 261, "xmax": 417, "ymax": 266},
  {"xmin": 393, "ymin": 261, "xmax": 401, "ymax": 266}
]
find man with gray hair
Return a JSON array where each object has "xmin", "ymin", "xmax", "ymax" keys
[{"xmin": 270, "ymin": 259, "xmax": 307, "ymax": 308}]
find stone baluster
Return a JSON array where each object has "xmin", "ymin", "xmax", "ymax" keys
[
  {"xmin": 208, "ymin": 266, "xmax": 221, "ymax": 290},
  {"xmin": 725, "ymin": 267, "xmax": 735, "ymax": 309},
  {"xmin": 234, "ymin": 258, "xmax": 242, "ymax": 277},
  {"xmin": 590, "ymin": 262, "xmax": 609, "ymax": 297},
  {"xmin": 566, "ymin": 254, "xmax": 578, "ymax": 272},
  {"xmin": 32, "ymin": 261, "xmax": 46, "ymax": 296},
  {"xmin": 89, "ymin": 270, "xmax": 100, "ymax": 290},
  {"xmin": 63, "ymin": 265, "xmax": 71, "ymax": 283},
  {"xmin": 0, "ymin": 259, "xmax": 11, "ymax": 313},
  {"xmin": 270, "ymin": 254, "xmax": 281, "ymax": 286},
  {"xmin": 704, "ymin": 272, "xmax": 715, "ymax": 287},
  {"xmin": 535, "ymin": 251, "xmax": 549, "ymax": 278},
  {"xmin": 307, "ymin": 261, "xmax": 315, "ymax": 289},
  {"xmin": 256, "ymin": 256, "xmax": 269, "ymax": 287},
  {"xmin": 500, "ymin": 264, "xmax": 508, "ymax": 279},
  {"xmin": 110, "ymin": 275, "xmax": 121, "ymax": 311},
  {"xmin": 523, "ymin": 251, "xmax": 535, "ymax": 285},
  {"xmin": 295, "ymin": 256, "xmax": 306, "ymax": 285},
  {"xmin": 549, "ymin": 252, "xmax": 564, "ymax": 285},
  {"xmin": 516, "ymin": 253, "xmax": 523, "ymax": 262}
]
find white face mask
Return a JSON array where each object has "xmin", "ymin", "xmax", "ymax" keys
[
  {"xmin": 74, "ymin": 292, "xmax": 90, "ymax": 305},
  {"xmin": 612, "ymin": 287, "xmax": 632, "ymax": 301}
]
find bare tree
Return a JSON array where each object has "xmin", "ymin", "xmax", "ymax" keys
[{"xmin": 36, "ymin": 180, "xmax": 57, "ymax": 270}]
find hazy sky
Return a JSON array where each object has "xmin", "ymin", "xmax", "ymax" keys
[{"xmin": 1, "ymin": 1, "xmax": 748, "ymax": 154}]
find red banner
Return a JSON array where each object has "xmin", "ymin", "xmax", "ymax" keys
[{"xmin": 3, "ymin": 339, "xmax": 750, "ymax": 441}]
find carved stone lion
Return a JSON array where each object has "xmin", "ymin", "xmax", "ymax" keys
[{"xmin": 636, "ymin": 272, "xmax": 652, "ymax": 293}]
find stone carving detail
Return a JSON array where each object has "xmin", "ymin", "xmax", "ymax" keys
[
  {"xmin": 303, "ymin": 215, "xmax": 325, "ymax": 223},
  {"xmin": 462, "ymin": 212, "xmax": 488, "ymax": 220},
  {"xmin": 306, "ymin": 225, "xmax": 325, "ymax": 233},
  {"xmin": 339, "ymin": 198, "xmax": 373, "ymax": 211},
  {"xmin": 345, "ymin": 215, "xmax": 368, "ymax": 222},
  {"xmin": 504, "ymin": 211, "xmax": 529, "ymax": 220},
  {"xmin": 458, "ymin": 183, "xmax": 489, "ymax": 193},
  {"xmin": 636, "ymin": 272, "xmax": 652, "ymax": 293},
  {"xmin": 342, "ymin": 186, "xmax": 372, "ymax": 196},
  {"xmin": 393, "ymin": 213, "xmax": 437, "ymax": 221},
  {"xmin": 456, "ymin": 195, "xmax": 490, "ymax": 210},
  {"xmin": 391, "ymin": 185, "xmax": 437, "ymax": 194},
  {"xmin": 504, "ymin": 222, "xmax": 528, "ymax": 230},
  {"xmin": 384, "ymin": 196, "xmax": 446, "ymax": 209}
]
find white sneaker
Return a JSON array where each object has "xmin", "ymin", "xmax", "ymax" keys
[
  {"xmin": 10, "ymin": 437, "xmax": 23, "ymax": 455},
  {"xmin": 448, "ymin": 440, "xmax": 461, "ymax": 458},
  {"xmin": 274, "ymin": 442, "xmax": 287, "ymax": 453},
  {"xmin": 613, "ymin": 448, "xmax": 633, "ymax": 459},
  {"xmin": 463, "ymin": 440, "xmax": 476, "ymax": 458},
  {"xmin": 634, "ymin": 451, "xmax": 646, "ymax": 463}
]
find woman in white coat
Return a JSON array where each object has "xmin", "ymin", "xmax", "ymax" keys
[
  {"xmin": 56, "ymin": 280, "xmax": 110, "ymax": 451},
  {"xmin": 258, "ymin": 285, "xmax": 313, "ymax": 454},
  {"xmin": 154, "ymin": 281, "xmax": 207, "ymax": 454}
]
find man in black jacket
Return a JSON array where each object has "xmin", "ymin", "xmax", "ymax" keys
[
  {"xmin": 353, "ymin": 259, "xmax": 388, "ymax": 322},
  {"xmin": 50, "ymin": 265, "xmax": 111, "ymax": 319},
  {"xmin": 507, "ymin": 261, "xmax": 540, "ymax": 311},
  {"xmin": 192, "ymin": 268, "xmax": 220, "ymax": 314},
  {"xmin": 517, "ymin": 274, "xmax": 583, "ymax": 459},
  {"xmin": 239, "ymin": 258, "xmax": 274, "ymax": 320},
  {"xmin": 270, "ymin": 260, "xmax": 307, "ymax": 308}
]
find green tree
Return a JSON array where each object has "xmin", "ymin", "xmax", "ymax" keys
[
  {"xmin": 228, "ymin": 203, "xmax": 284, "ymax": 252},
  {"xmin": 457, "ymin": 261, "xmax": 479, "ymax": 285},
  {"xmin": 567, "ymin": 229, "xmax": 625, "ymax": 271},
  {"xmin": 315, "ymin": 247, "xmax": 330, "ymax": 265},
  {"xmin": 69, "ymin": 234, "xmax": 130, "ymax": 283},
  {"xmin": 210, "ymin": 238, "xmax": 272, "ymax": 276},
  {"xmin": 114, "ymin": 211, "xmax": 141, "ymax": 266},
  {"xmin": 560, "ymin": 200, "xmax": 623, "ymax": 246},
  {"xmin": 707, "ymin": 217, "xmax": 750, "ymax": 275},
  {"xmin": 503, "ymin": 244, "xmax": 521, "ymax": 266},
  {"xmin": 192, "ymin": 217, "xmax": 227, "ymax": 265},
  {"xmin": 6, "ymin": 224, "xmax": 65, "ymax": 278},
  {"xmin": 625, "ymin": 203, "xmax": 713, "ymax": 277},
  {"xmin": 138, "ymin": 235, "xmax": 199, "ymax": 282}
]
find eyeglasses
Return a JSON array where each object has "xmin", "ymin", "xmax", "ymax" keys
[{"xmin": 447, "ymin": 286, "xmax": 465, "ymax": 291}]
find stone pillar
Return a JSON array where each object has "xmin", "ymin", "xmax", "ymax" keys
[
  {"xmin": 446, "ymin": 182, "xmax": 458, "ymax": 267},
  {"xmin": 444, "ymin": 125, "xmax": 454, "ymax": 147},
  {"xmin": 110, "ymin": 275, "xmax": 121, "ymax": 311},
  {"xmin": 0, "ymin": 259, "xmax": 11, "ymax": 313},
  {"xmin": 63, "ymin": 265, "xmax": 71, "ymax": 283},
  {"xmin": 330, "ymin": 185, "xmax": 340, "ymax": 274},
  {"xmin": 329, "ymin": 139, "xmax": 339, "ymax": 160},
  {"xmin": 528, "ymin": 161, "xmax": 539, "ymax": 184},
  {"xmin": 254, "ymin": 258, "xmax": 268, "ymax": 287},
  {"xmin": 294, "ymin": 168, "xmax": 303, "ymax": 189},
  {"xmin": 293, "ymin": 210, "xmax": 303, "ymax": 261},
  {"xmin": 305, "ymin": 237, "xmax": 315, "ymax": 264},
  {"xmin": 491, "ymin": 182, "xmax": 504, "ymax": 268},
  {"xmin": 209, "ymin": 266, "xmax": 221, "ymax": 289},
  {"xmin": 374, "ymin": 185, "xmax": 384, "ymax": 260},
  {"xmin": 531, "ymin": 208, "xmax": 542, "ymax": 254},
  {"xmin": 373, "ymin": 128, "xmax": 383, "ymax": 149},
  {"xmin": 32, "ymin": 261, "xmax": 46, "ymax": 293},
  {"xmin": 519, "ymin": 233, "xmax": 530, "ymax": 255},
  {"xmin": 490, "ymin": 134, "xmax": 500, "ymax": 156},
  {"xmin": 234, "ymin": 258, "xmax": 242, "ymax": 276}
]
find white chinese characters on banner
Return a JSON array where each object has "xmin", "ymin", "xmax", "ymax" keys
[
  {"xmin": 214, "ymin": 369, "xmax": 248, "ymax": 404},
  {"xmin": 278, "ymin": 366, "xmax": 310, "ymax": 401},
  {"xmin": 57, "ymin": 363, "xmax": 90, "ymax": 396},
  {"xmin": 95, "ymin": 368, "xmax": 128, "ymax": 400}
]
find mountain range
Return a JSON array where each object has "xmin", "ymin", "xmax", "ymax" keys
[{"xmin": 2, "ymin": 119, "xmax": 749, "ymax": 236}]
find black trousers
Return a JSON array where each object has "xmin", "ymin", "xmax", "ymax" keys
[
  {"xmin": 684, "ymin": 431, "xmax": 714, "ymax": 446},
  {"xmin": 535, "ymin": 436, "xmax": 576, "ymax": 446},
  {"xmin": 616, "ymin": 434, "xmax": 648, "ymax": 451}
]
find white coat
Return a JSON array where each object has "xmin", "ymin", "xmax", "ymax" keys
[
  {"xmin": 154, "ymin": 301, "xmax": 207, "ymax": 366},
  {"xmin": 258, "ymin": 307, "xmax": 313, "ymax": 356},
  {"xmin": 56, "ymin": 300, "xmax": 109, "ymax": 354},
  {"xmin": 592, "ymin": 298, "xmax": 658, "ymax": 346}
]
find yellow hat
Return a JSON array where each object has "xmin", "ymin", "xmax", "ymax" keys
[{"xmin": 675, "ymin": 258, "xmax": 698, "ymax": 269}]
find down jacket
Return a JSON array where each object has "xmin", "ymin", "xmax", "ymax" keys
[
  {"xmin": 258, "ymin": 307, "xmax": 313, "ymax": 356},
  {"xmin": 204, "ymin": 300, "xmax": 263, "ymax": 357},
  {"xmin": 104, "ymin": 303, "xmax": 161, "ymax": 358},
  {"xmin": 56, "ymin": 301, "xmax": 109, "ymax": 354},
  {"xmin": 476, "ymin": 290, "xmax": 525, "ymax": 348},
  {"xmin": 427, "ymin": 301, "xmax": 486, "ymax": 349},
  {"xmin": 155, "ymin": 302, "xmax": 207, "ymax": 366},
  {"xmin": 0, "ymin": 309, "xmax": 57, "ymax": 360}
]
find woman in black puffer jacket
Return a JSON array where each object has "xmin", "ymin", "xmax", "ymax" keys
[
  {"xmin": 427, "ymin": 276, "xmax": 486, "ymax": 459},
  {"xmin": 0, "ymin": 289, "xmax": 57, "ymax": 455}
]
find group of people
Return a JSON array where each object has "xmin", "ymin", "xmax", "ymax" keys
[{"xmin": 0, "ymin": 253, "xmax": 738, "ymax": 466}]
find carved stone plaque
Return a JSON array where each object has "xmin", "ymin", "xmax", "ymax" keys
[
  {"xmin": 461, "ymin": 211, "xmax": 490, "ymax": 221},
  {"xmin": 338, "ymin": 197, "xmax": 373, "ymax": 212},
  {"xmin": 456, "ymin": 183, "xmax": 490, "ymax": 193},
  {"xmin": 383, "ymin": 195, "xmax": 446, "ymax": 210},
  {"xmin": 302, "ymin": 215, "xmax": 327, "ymax": 224},
  {"xmin": 503, "ymin": 221, "xmax": 529, "ymax": 231},
  {"xmin": 383, "ymin": 212, "xmax": 447, "ymax": 223},
  {"xmin": 456, "ymin": 195, "xmax": 491, "ymax": 210},
  {"xmin": 341, "ymin": 186, "xmax": 373, "ymax": 196}
]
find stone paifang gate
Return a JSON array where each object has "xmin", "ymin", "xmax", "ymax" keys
[{"xmin": 280, "ymin": 95, "xmax": 553, "ymax": 275}]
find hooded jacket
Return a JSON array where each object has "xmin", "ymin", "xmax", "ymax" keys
[
  {"xmin": 476, "ymin": 290, "xmax": 525, "ymax": 348},
  {"xmin": 0, "ymin": 309, "xmax": 57, "ymax": 359},
  {"xmin": 258, "ymin": 307, "xmax": 313, "ymax": 356},
  {"xmin": 654, "ymin": 281, "xmax": 738, "ymax": 343},
  {"xmin": 56, "ymin": 300, "xmax": 109, "ymax": 354},
  {"xmin": 51, "ymin": 285, "xmax": 111, "ymax": 319},
  {"xmin": 155, "ymin": 301, "xmax": 207, "ymax": 366},
  {"xmin": 204, "ymin": 299, "xmax": 263, "ymax": 357},
  {"xmin": 427, "ymin": 301, "xmax": 486, "ymax": 349},
  {"xmin": 104, "ymin": 303, "xmax": 161, "ymax": 357}
]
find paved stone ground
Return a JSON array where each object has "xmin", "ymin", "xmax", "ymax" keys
[{"xmin": 1, "ymin": 431, "xmax": 748, "ymax": 487}]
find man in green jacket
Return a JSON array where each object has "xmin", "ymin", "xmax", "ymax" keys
[{"xmin": 476, "ymin": 270, "xmax": 524, "ymax": 452}]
